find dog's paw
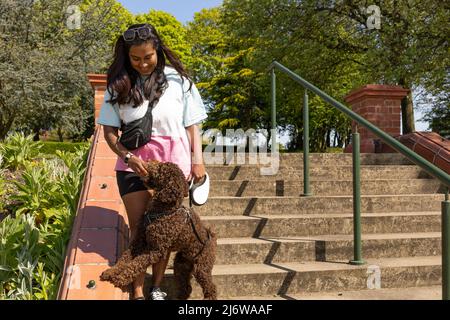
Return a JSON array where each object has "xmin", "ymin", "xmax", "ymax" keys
[{"xmin": 100, "ymin": 268, "xmax": 117, "ymax": 282}]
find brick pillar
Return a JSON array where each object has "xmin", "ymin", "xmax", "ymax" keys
[
  {"xmin": 344, "ymin": 84, "xmax": 409, "ymax": 153},
  {"xmin": 87, "ymin": 74, "xmax": 107, "ymax": 125}
]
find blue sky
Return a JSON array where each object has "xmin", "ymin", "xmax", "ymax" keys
[{"xmin": 117, "ymin": 0, "xmax": 223, "ymax": 24}]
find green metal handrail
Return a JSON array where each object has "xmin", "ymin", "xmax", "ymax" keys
[
  {"xmin": 269, "ymin": 60, "xmax": 450, "ymax": 299},
  {"xmin": 269, "ymin": 61, "xmax": 450, "ymax": 187},
  {"xmin": 350, "ymin": 130, "xmax": 365, "ymax": 265}
]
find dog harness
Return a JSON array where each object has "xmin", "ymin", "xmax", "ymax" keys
[
  {"xmin": 143, "ymin": 207, "xmax": 211, "ymax": 259},
  {"xmin": 143, "ymin": 210, "xmax": 173, "ymax": 226}
]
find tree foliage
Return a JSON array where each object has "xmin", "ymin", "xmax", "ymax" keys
[
  {"xmin": 135, "ymin": 10, "xmax": 193, "ymax": 68},
  {"xmin": 194, "ymin": 0, "xmax": 448, "ymax": 150},
  {"xmin": 0, "ymin": 0, "xmax": 447, "ymax": 149},
  {"xmin": 0, "ymin": 1, "xmax": 199, "ymax": 141},
  {"xmin": 0, "ymin": 0, "xmax": 133, "ymax": 141},
  {"xmin": 195, "ymin": 0, "xmax": 371, "ymax": 151}
]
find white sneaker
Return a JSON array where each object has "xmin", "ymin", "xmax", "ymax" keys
[{"xmin": 150, "ymin": 288, "xmax": 167, "ymax": 300}]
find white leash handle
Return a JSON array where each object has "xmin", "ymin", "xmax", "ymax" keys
[{"xmin": 188, "ymin": 173, "xmax": 210, "ymax": 206}]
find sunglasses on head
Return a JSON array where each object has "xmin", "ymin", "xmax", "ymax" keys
[{"xmin": 123, "ymin": 26, "xmax": 152, "ymax": 42}]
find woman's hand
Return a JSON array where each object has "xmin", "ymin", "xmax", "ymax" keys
[
  {"xmin": 127, "ymin": 155, "xmax": 148, "ymax": 177},
  {"xmin": 189, "ymin": 163, "xmax": 206, "ymax": 183},
  {"xmin": 185, "ymin": 124, "xmax": 206, "ymax": 184}
]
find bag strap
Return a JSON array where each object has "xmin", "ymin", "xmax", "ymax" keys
[{"xmin": 120, "ymin": 102, "xmax": 153, "ymax": 127}]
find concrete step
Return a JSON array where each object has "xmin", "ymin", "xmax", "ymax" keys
[
  {"xmin": 202, "ymin": 212, "xmax": 440, "ymax": 238},
  {"xmin": 204, "ymin": 153, "xmax": 413, "ymax": 166},
  {"xmin": 205, "ymin": 165, "xmax": 429, "ymax": 181},
  {"xmin": 209, "ymin": 179, "xmax": 443, "ymax": 196},
  {"xmin": 164, "ymin": 233, "xmax": 441, "ymax": 266},
  {"xmin": 209, "ymin": 233, "xmax": 441, "ymax": 264},
  {"xmin": 146, "ymin": 256, "xmax": 441, "ymax": 299},
  {"xmin": 189, "ymin": 194, "xmax": 444, "ymax": 216},
  {"xmin": 229, "ymin": 285, "xmax": 442, "ymax": 300}
]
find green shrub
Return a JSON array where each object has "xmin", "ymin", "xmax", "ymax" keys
[
  {"xmin": 0, "ymin": 213, "xmax": 63, "ymax": 300},
  {"xmin": 0, "ymin": 214, "xmax": 25, "ymax": 299},
  {"xmin": 0, "ymin": 133, "xmax": 42, "ymax": 170},
  {"xmin": 0, "ymin": 141, "xmax": 89, "ymax": 300},
  {"xmin": 326, "ymin": 147, "xmax": 344, "ymax": 153},
  {"xmin": 53, "ymin": 147, "xmax": 89, "ymax": 214},
  {"xmin": 11, "ymin": 162, "xmax": 60, "ymax": 224},
  {"xmin": 0, "ymin": 169, "xmax": 5, "ymax": 214}
]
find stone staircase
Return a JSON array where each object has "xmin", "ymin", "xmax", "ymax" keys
[{"xmin": 144, "ymin": 153, "xmax": 446, "ymax": 299}]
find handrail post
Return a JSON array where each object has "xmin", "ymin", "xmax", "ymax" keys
[
  {"xmin": 443, "ymin": 188, "xmax": 450, "ymax": 300},
  {"xmin": 271, "ymin": 67, "xmax": 277, "ymax": 150},
  {"xmin": 302, "ymin": 90, "xmax": 311, "ymax": 196},
  {"xmin": 350, "ymin": 129, "xmax": 366, "ymax": 265}
]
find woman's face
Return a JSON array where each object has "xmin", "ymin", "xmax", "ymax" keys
[{"xmin": 128, "ymin": 42, "xmax": 157, "ymax": 76}]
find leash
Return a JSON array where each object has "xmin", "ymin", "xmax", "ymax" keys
[{"xmin": 183, "ymin": 206, "xmax": 211, "ymax": 260}]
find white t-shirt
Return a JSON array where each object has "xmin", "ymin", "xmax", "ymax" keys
[{"xmin": 97, "ymin": 66, "xmax": 207, "ymax": 176}]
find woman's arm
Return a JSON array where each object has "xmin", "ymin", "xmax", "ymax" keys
[
  {"xmin": 103, "ymin": 125, "xmax": 148, "ymax": 177},
  {"xmin": 185, "ymin": 124, "xmax": 205, "ymax": 182}
]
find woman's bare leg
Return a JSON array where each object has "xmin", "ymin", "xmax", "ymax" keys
[
  {"xmin": 121, "ymin": 190, "xmax": 149, "ymax": 298},
  {"xmin": 122, "ymin": 190, "xmax": 170, "ymax": 298},
  {"xmin": 152, "ymin": 252, "xmax": 171, "ymax": 287}
]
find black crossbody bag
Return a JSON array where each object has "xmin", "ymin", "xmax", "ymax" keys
[{"xmin": 118, "ymin": 104, "xmax": 153, "ymax": 150}]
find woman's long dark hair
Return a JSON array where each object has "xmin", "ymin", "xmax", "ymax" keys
[{"xmin": 106, "ymin": 23, "xmax": 192, "ymax": 108}]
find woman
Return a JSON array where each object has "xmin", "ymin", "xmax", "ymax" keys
[{"xmin": 97, "ymin": 23, "xmax": 207, "ymax": 300}]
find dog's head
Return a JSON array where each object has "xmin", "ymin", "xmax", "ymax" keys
[{"xmin": 142, "ymin": 160, "xmax": 189, "ymax": 208}]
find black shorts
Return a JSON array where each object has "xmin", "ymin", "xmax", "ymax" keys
[{"xmin": 116, "ymin": 171, "xmax": 148, "ymax": 197}]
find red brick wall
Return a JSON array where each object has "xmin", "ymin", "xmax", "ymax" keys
[
  {"xmin": 87, "ymin": 74, "xmax": 107, "ymax": 125},
  {"xmin": 344, "ymin": 84, "xmax": 409, "ymax": 153}
]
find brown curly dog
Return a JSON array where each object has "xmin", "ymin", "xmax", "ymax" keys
[{"xmin": 100, "ymin": 160, "xmax": 217, "ymax": 300}]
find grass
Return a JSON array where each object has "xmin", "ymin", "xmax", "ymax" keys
[{"xmin": 39, "ymin": 141, "xmax": 89, "ymax": 156}]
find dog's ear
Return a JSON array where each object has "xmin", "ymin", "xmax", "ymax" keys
[
  {"xmin": 153, "ymin": 162, "xmax": 187, "ymax": 206},
  {"xmin": 141, "ymin": 160, "xmax": 160, "ymax": 188},
  {"xmin": 154, "ymin": 183, "xmax": 183, "ymax": 206}
]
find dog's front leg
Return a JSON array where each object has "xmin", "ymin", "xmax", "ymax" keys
[
  {"xmin": 99, "ymin": 225, "xmax": 149, "ymax": 288},
  {"xmin": 99, "ymin": 249, "xmax": 161, "ymax": 289},
  {"xmin": 106, "ymin": 239, "xmax": 175, "ymax": 288},
  {"xmin": 100, "ymin": 249, "xmax": 133, "ymax": 283}
]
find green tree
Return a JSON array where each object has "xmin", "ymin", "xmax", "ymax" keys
[
  {"xmin": 187, "ymin": 7, "xmax": 274, "ymax": 145},
  {"xmin": 220, "ymin": 0, "xmax": 448, "ymax": 150},
  {"xmin": 301, "ymin": 0, "xmax": 450, "ymax": 134},
  {"xmin": 0, "ymin": 0, "xmax": 133, "ymax": 141},
  {"xmin": 187, "ymin": 8, "xmax": 228, "ymax": 82},
  {"xmin": 221, "ymin": 0, "xmax": 369, "ymax": 151},
  {"xmin": 134, "ymin": 10, "xmax": 193, "ymax": 69},
  {"xmin": 421, "ymin": 77, "xmax": 450, "ymax": 138}
]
